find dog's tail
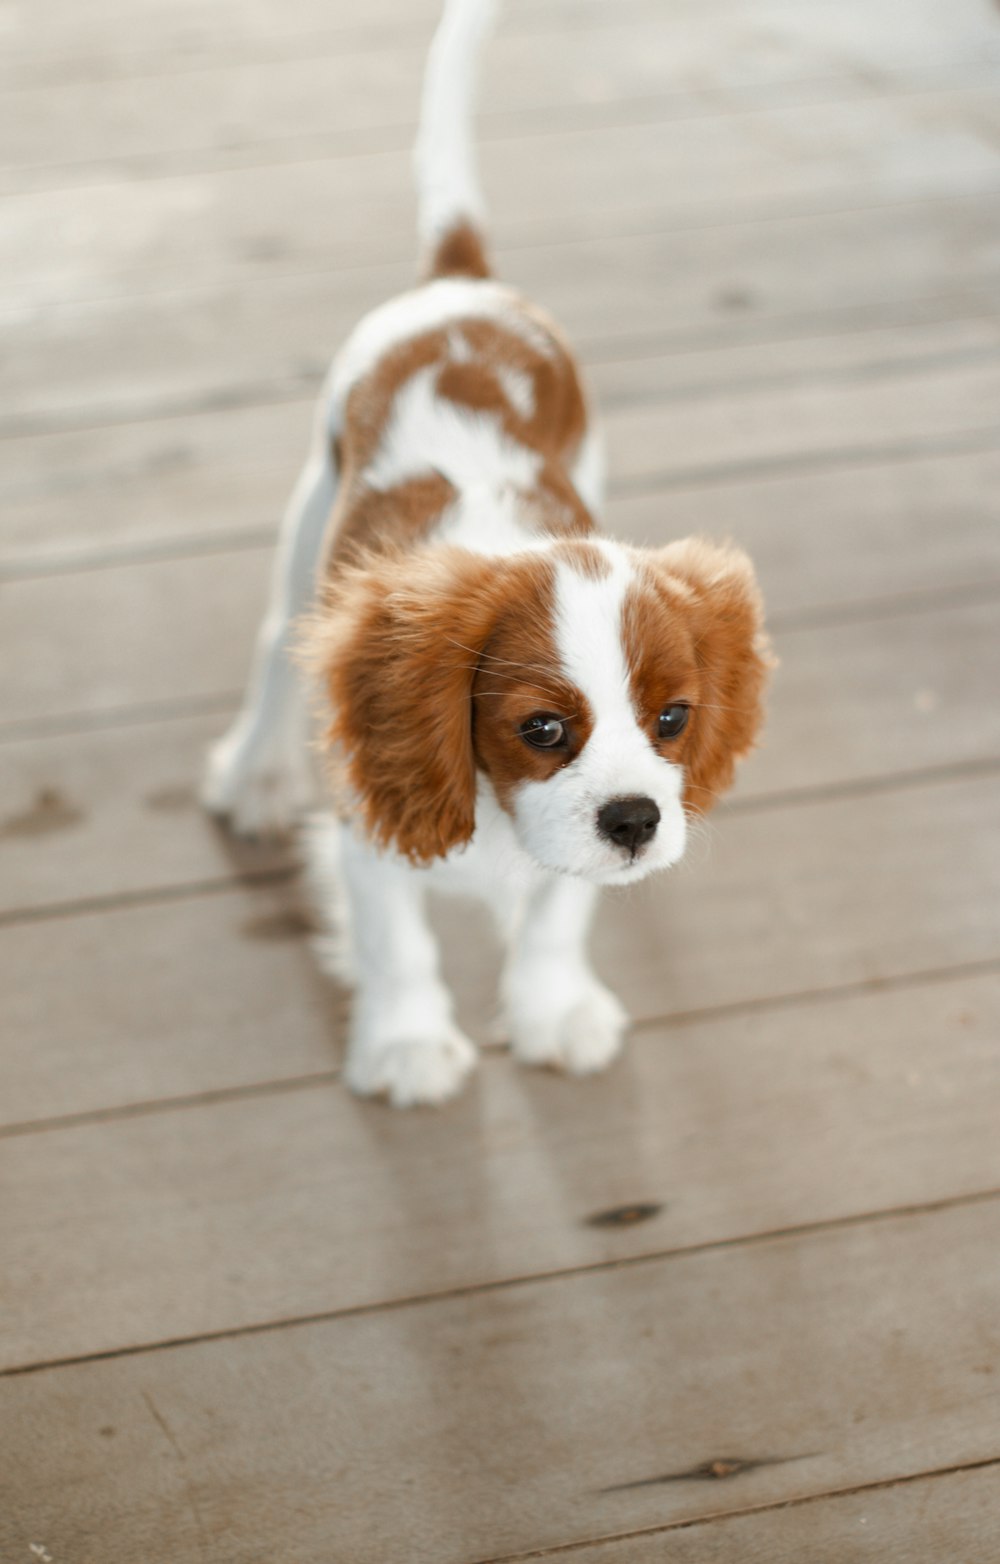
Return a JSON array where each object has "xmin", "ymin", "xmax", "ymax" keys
[{"xmin": 414, "ymin": 0, "xmax": 498, "ymax": 280}]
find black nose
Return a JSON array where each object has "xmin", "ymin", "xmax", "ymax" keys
[{"xmin": 596, "ymin": 795, "xmax": 661, "ymax": 854}]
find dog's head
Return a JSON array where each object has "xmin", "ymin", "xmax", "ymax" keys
[{"xmin": 302, "ymin": 536, "xmax": 770, "ymax": 883}]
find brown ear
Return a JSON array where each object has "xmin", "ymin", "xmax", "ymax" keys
[
  {"xmin": 656, "ymin": 538, "xmax": 773, "ymax": 809},
  {"xmin": 299, "ymin": 548, "xmax": 504, "ymax": 863}
]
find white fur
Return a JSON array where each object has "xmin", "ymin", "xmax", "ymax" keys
[
  {"xmin": 413, "ymin": 0, "xmax": 497, "ymax": 245},
  {"xmin": 571, "ymin": 426, "xmax": 607, "ymax": 514},
  {"xmin": 331, "ymin": 278, "xmax": 522, "ymax": 410},
  {"xmin": 511, "ymin": 548, "xmax": 687, "ymax": 885},
  {"xmin": 434, "ymin": 484, "xmax": 546, "ymax": 556},
  {"xmin": 308, "ymin": 795, "xmax": 628, "ymax": 1102},
  {"xmin": 363, "ymin": 364, "xmax": 540, "ymax": 493},
  {"xmin": 494, "ymin": 364, "xmax": 536, "ymax": 420}
]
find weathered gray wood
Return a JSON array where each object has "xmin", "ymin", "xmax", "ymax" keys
[
  {"xmin": 5, "ymin": 37, "xmax": 997, "ymax": 192},
  {"xmin": 4, "ymin": 0, "xmax": 1000, "ymax": 1551},
  {"xmin": 0, "ymin": 550, "xmax": 271, "ymax": 728},
  {"xmin": 602, "ymin": 771, "xmax": 1000, "ymax": 1024},
  {"xmin": 0, "ymin": 881, "xmax": 343, "ymax": 1127},
  {"xmin": 2, "ymin": 1199, "xmax": 999, "ymax": 1561},
  {"xmin": 5, "ymin": 93, "xmax": 999, "ymax": 326},
  {"xmin": 5, "ymin": 312, "xmax": 999, "ymax": 569},
  {"xmin": 2, "ymin": 774, "xmax": 997, "ymax": 1123},
  {"xmin": 4, "ymin": 0, "xmax": 995, "ymax": 92},
  {"xmin": 744, "ymin": 596, "xmax": 1000, "ymax": 796},
  {"xmin": 3, "ymin": 552, "xmax": 996, "ymax": 792},
  {"xmin": 520, "ymin": 1465, "xmax": 1000, "ymax": 1563},
  {"xmin": 0, "ymin": 714, "xmax": 291, "ymax": 915},
  {"xmin": 612, "ymin": 444, "xmax": 1000, "ymax": 621},
  {"xmin": 3, "ymin": 971, "xmax": 998, "ymax": 1367},
  {"xmin": 605, "ymin": 358, "xmax": 1000, "ymax": 493},
  {"xmin": 4, "ymin": 196, "xmax": 998, "ymax": 434}
]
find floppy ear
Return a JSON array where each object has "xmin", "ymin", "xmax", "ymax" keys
[
  {"xmin": 300, "ymin": 548, "xmax": 504, "ymax": 863},
  {"xmin": 656, "ymin": 538, "xmax": 773, "ymax": 809}
]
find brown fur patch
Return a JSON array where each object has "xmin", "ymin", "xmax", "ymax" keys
[
  {"xmin": 472, "ymin": 568, "xmax": 593, "ymax": 811},
  {"xmin": 623, "ymin": 540, "xmax": 772, "ymax": 811},
  {"xmin": 426, "ymin": 220, "xmax": 492, "ymax": 280},
  {"xmin": 301, "ymin": 548, "xmax": 579, "ymax": 862},
  {"xmin": 551, "ymin": 539, "xmax": 612, "ymax": 580},
  {"xmin": 327, "ymin": 472, "xmax": 457, "ymax": 570},
  {"xmin": 322, "ymin": 303, "xmax": 594, "ymax": 575}
]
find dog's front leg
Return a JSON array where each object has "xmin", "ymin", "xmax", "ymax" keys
[
  {"xmin": 502, "ymin": 877, "xmax": 627, "ymax": 1076},
  {"xmin": 340, "ymin": 828, "xmax": 477, "ymax": 1107}
]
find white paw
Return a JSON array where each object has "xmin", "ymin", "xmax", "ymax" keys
[
  {"xmin": 201, "ymin": 725, "xmax": 312, "ymax": 839},
  {"xmin": 509, "ymin": 978, "xmax": 628, "ymax": 1076},
  {"xmin": 344, "ymin": 1029, "xmax": 477, "ymax": 1108}
]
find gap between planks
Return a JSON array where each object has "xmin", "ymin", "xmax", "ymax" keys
[
  {"xmin": 468, "ymin": 1455, "xmax": 1000, "ymax": 1564},
  {"xmin": 3, "ymin": 284, "xmax": 995, "ymax": 444},
  {"xmin": 3, "ymin": 184, "xmax": 997, "ymax": 351},
  {"xmin": 4, "ymin": 328, "xmax": 1000, "ymax": 581},
  {"xmin": 4, "ymin": 1181, "xmax": 1000, "ymax": 1380},
  {"xmin": 8, "ymin": 69, "xmax": 998, "ymax": 197},
  {"xmin": 1, "ymin": 952, "xmax": 997, "ymax": 1142},
  {"xmin": 2, "ymin": 756, "xmax": 1000, "ymax": 928}
]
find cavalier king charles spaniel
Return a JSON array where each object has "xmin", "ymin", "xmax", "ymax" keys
[{"xmin": 203, "ymin": 0, "xmax": 772, "ymax": 1105}]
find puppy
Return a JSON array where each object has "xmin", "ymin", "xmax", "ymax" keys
[{"xmin": 203, "ymin": 0, "xmax": 771, "ymax": 1106}]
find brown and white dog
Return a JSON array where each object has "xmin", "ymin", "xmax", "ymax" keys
[{"xmin": 204, "ymin": 0, "xmax": 771, "ymax": 1106}]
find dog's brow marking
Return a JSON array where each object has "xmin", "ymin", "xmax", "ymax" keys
[{"xmin": 552, "ymin": 543, "xmax": 634, "ymax": 727}]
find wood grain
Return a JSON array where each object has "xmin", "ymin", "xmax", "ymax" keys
[
  {"xmin": 4, "ymin": 196, "xmax": 999, "ymax": 435},
  {"xmin": 4, "ymin": 0, "xmax": 1000, "ymax": 1553},
  {"xmin": 5, "ymin": 313, "xmax": 1000, "ymax": 569},
  {"xmin": 6, "ymin": 96, "xmax": 1000, "ymax": 332},
  {"xmin": 2, "ymin": 1200, "xmax": 1000, "ymax": 1561},
  {"xmin": 3, "ymin": 574, "xmax": 997, "ymax": 788},
  {"xmin": 5, "ymin": 0, "xmax": 995, "ymax": 94},
  {"xmin": 3, "ymin": 972, "xmax": 998, "ymax": 1367},
  {"xmin": 505, "ymin": 1464, "xmax": 1000, "ymax": 1563},
  {"xmin": 6, "ymin": 33, "xmax": 998, "ymax": 193},
  {"xmin": 2, "ymin": 774, "xmax": 997, "ymax": 1123}
]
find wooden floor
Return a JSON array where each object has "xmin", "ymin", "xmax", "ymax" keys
[{"xmin": 3, "ymin": 0, "xmax": 1000, "ymax": 1557}]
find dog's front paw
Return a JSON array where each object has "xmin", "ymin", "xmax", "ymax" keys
[
  {"xmin": 202, "ymin": 722, "xmax": 311, "ymax": 839},
  {"xmin": 344, "ymin": 1029, "xmax": 477, "ymax": 1108},
  {"xmin": 508, "ymin": 977, "xmax": 628, "ymax": 1076}
]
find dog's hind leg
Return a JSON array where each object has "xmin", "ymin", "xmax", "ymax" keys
[{"xmin": 202, "ymin": 410, "xmax": 338, "ymax": 838}]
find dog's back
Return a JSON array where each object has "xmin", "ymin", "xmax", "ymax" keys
[{"xmin": 322, "ymin": 0, "xmax": 601, "ymax": 572}]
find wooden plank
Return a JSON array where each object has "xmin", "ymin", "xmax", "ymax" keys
[
  {"xmin": 743, "ymin": 597, "xmax": 1000, "ymax": 796},
  {"xmin": 605, "ymin": 356, "xmax": 1000, "ymax": 491},
  {"xmin": 4, "ymin": 197, "xmax": 998, "ymax": 433},
  {"xmin": 0, "ymin": 714, "xmax": 288, "ymax": 916},
  {"xmin": 2, "ymin": 774, "xmax": 997, "ymax": 1123},
  {"xmin": 4, "ymin": 0, "xmax": 995, "ymax": 92},
  {"xmin": 5, "ymin": 35, "xmax": 997, "ymax": 193},
  {"xmin": 0, "ymin": 0, "xmax": 441, "ymax": 85},
  {"xmin": 602, "ymin": 772, "xmax": 1000, "ymax": 1022},
  {"xmin": 0, "ymin": 881, "xmax": 343, "ymax": 1127},
  {"xmin": 2, "ymin": 543, "xmax": 997, "ymax": 789},
  {"xmin": 3, "ymin": 971, "xmax": 998, "ymax": 1367},
  {"xmin": 0, "ymin": 550, "xmax": 271, "ymax": 728},
  {"xmin": 2, "ymin": 1199, "xmax": 999, "ymax": 1561},
  {"xmin": 519, "ymin": 1466, "xmax": 1000, "ymax": 1563},
  {"xmin": 5, "ymin": 93, "xmax": 999, "ymax": 321},
  {"xmin": 611, "ymin": 444, "xmax": 1000, "ymax": 620},
  {"xmin": 5, "ymin": 312, "xmax": 999, "ymax": 569}
]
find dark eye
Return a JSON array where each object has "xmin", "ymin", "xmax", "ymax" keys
[
  {"xmin": 519, "ymin": 713, "xmax": 567, "ymax": 749},
  {"xmin": 657, "ymin": 703, "xmax": 690, "ymax": 740}
]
